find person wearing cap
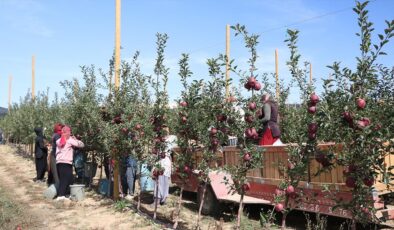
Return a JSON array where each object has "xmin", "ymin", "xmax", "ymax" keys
[
  {"xmin": 258, "ymin": 93, "xmax": 281, "ymax": 145},
  {"xmin": 34, "ymin": 127, "xmax": 48, "ymax": 182},
  {"xmin": 55, "ymin": 125, "xmax": 84, "ymax": 200}
]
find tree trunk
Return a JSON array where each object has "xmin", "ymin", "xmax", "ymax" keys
[
  {"xmin": 236, "ymin": 193, "xmax": 244, "ymax": 230},
  {"xmin": 196, "ymin": 183, "xmax": 207, "ymax": 229},
  {"xmin": 281, "ymin": 196, "xmax": 290, "ymax": 230},
  {"xmin": 281, "ymin": 212, "xmax": 288, "ymax": 230},
  {"xmin": 173, "ymin": 186, "xmax": 184, "ymax": 229},
  {"xmin": 351, "ymin": 218, "xmax": 356, "ymax": 230},
  {"xmin": 137, "ymin": 172, "xmax": 141, "ymax": 211},
  {"xmin": 153, "ymin": 178, "xmax": 159, "ymax": 220}
]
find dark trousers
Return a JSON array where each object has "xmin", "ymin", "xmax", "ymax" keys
[
  {"xmin": 57, "ymin": 163, "xmax": 73, "ymax": 197},
  {"xmin": 47, "ymin": 154, "xmax": 60, "ymax": 189},
  {"xmin": 35, "ymin": 153, "xmax": 47, "ymax": 180}
]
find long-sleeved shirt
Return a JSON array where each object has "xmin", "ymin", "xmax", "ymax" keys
[{"xmin": 56, "ymin": 137, "xmax": 84, "ymax": 165}]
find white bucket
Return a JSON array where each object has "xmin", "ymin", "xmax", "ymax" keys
[{"xmin": 70, "ymin": 184, "xmax": 85, "ymax": 201}]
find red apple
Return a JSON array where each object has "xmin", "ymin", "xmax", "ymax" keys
[
  {"xmin": 357, "ymin": 117, "xmax": 370, "ymax": 129},
  {"xmin": 248, "ymin": 102, "xmax": 257, "ymax": 111},
  {"xmin": 121, "ymin": 127, "xmax": 128, "ymax": 134},
  {"xmin": 216, "ymin": 114, "xmax": 227, "ymax": 122},
  {"xmin": 310, "ymin": 93, "xmax": 319, "ymax": 105},
  {"xmin": 135, "ymin": 124, "xmax": 142, "ymax": 130},
  {"xmin": 308, "ymin": 123, "xmax": 318, "ymax": 134},
  {"xmin": 275, "ymin": 189, "xmax": 284, "ymax": 196},
  {"xmin": 220, "ymin": 127, "xmax": 229, "ymax": 134},
  {"xmin": 254, "ymin": 82, "xmax": 261, "ymax": 91},
  {"xmin": 184, "ymin": 165, "xmax": 191, "ymax": 174},
  {"xmin": 286, "ymin": 185, "xmax": 295, "ymax": 194},
  {"xmin": 345, "ymin": 177, "xmax": 356, "ymax": 188},
  {"xmin": 242, "ymin": 183, "xmax": 251, "ymax": 191},
  {"xmin": 153, "ymin": 170, "xmax": 159, "ymax": 177},
  {"xmin": 248, "ymin": 77, "xmax": 256, "ymax": 85},
  {"xmin": 210, "ymin": 127, "xmax": 218, "ymax": 136},
  {"xmin": 211, "ymin": 137, "xmax": 219, "ymax": 146},
  {"xmin": 356, "ymin": 98, "xmax": 366, "ymax": 109},
  {"xmin": 243, "ymin": 153, "xmax": 251, "ymax": 161},
  {"xmin": 287, "ymin": 162, "xmax": 295, "ymax": 170},
  {"xmin": 308, "ymin": 132, "xmax": 316, "ymax": 140},
  {"xmin": 244, "ymin": 114, "xmax": 254, "ymax": 123},
  {"xmin": 363, "ymin": 177, "xmax": 374, "ymax": 187},
  {"xmin": 180, "ymin": 101, "xmax": 188, "ymax": 107},
  {"xmin": 245, "ymin": 128, "xmax": 253, "ymax": 138},
  {"xmin": 308, "ymin": 106, "xmax": 317, "ymax": 114},
  {"xmin": 275, "ymin": 203, "xmax": 284, "ymax": 212},
  {"xmin": 342, "ymin": 112, "xmax": 353, "ymax": 123},
  {"xmin": 244, "ymin": 82, "xmax": 252, "ymax": 90},
  {"xmin": 181, "ymin": 116, "xmax": 187, "ymax": 123}
]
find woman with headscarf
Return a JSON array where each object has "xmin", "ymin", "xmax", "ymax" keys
[
  {"xmin": 34, "ymin": 127, "xmax": 48, "ymax": 182},
  {"xmin": 258, "ymin": 93, "xmax": 282, "ymax": 145},
  {"xmin": 47, "ymin": 123, "xmax": 62, "ymax": 188},
  {"xmin": 55, "ymin": 125, "xmax": 84, "ymax": 199}
]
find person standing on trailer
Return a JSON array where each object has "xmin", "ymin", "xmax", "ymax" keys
[
  {"xmin": 258, "ymin": 93, "xmax": 282, "ymax": 145},
  {"xmin": 55, "ymin": 126, "xmax": 84, "ymax": 200},
  {"xmin": 34, "ymin": 127, "xmax": 48, "ymax": 182}
]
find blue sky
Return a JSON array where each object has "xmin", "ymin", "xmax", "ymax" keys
[{"xmin": 0, "ymin": 0, "xmax": 393, "ymax": 108}]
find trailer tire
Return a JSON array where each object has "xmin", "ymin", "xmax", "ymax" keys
[{"xmin": 197, "ymin": 185, "xmax": 221, "ymax": 216}]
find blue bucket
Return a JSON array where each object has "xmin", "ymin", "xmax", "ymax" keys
[
  {"xmin": 98, "ymin": 179, "xmax": 112, "ymax": 197},
  {"xmin": 139, "ymin": 163, "xmax": 154, "ymax": 192}
]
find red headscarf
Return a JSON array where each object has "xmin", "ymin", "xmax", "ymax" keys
[
  {"xmin": 59, "ymin": 125, "xmax": 71, "ymax": 148},
  {"xmin": 53, "ymin": 123, "xmax": 63, "ymax": 136}
]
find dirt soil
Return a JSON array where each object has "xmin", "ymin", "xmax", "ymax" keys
[{"xmin": 0, "ymin": 145, "xmax": 262, "ymax": 230}]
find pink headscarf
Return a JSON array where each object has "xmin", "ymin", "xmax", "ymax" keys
[
  {"xmin": 59, "ymin": 125, "xmax": 71, "ymax": 148},
  {"xmin": 53, "ymin": 123, "xmax": 63, "ymax": 136}
]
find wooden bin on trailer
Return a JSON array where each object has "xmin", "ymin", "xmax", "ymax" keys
[{"xmin": 172, "ymin": 143, "xmax": 394, "ymax": 219}]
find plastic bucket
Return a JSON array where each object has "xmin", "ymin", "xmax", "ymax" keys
[
  {"xmin": 70, "ymin": 184, "xmax": 85, "ymax": 201},
  {"xmin": 43, "ymin": 184, "xmax": 57, "ymax": 200},
  {"xmin": 98, "ymin": 179, "xmax": 112, "ymax": 197},
  {"xmin": 140, "ymin": 163, "xmax": 154, "ymax": 192}
]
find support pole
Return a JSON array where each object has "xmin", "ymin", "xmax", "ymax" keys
[
  {"xmin": 32, "ymin": 55, "xmax": 35, "ymax": 100},
  {"xmin": 113, "ymin": 0, "xmax": 121, "ymax": 201},
  {"xmin": 275, "ymin": 49, "xmax": 279, "ymax": 101},
  {"xmin": 8, "ymin": 75, "xmax": 12, "ymax": 112},
  {"xmin": 225, "ymin": 24, "xmax": 230, "ymax": 97},
  {"xmin": 309, "ymin": 63, "xmax": 312, "ymax": 86}
]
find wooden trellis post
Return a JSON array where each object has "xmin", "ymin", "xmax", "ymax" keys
[
  {"xmin": 32, "ymin": 55, "xmax": 35, "ymax": 100},
  {"xmin": 225, "ymin": 24, "xmax": 230, "ymax": 97},
  {"xmin": 8, "ymin": 75, "xmax": 12, "ymax": 112},
  {"xmin": 309, "ymin": 63, "xmax": 313, "ymax": 86},
  {"xmin": 275, "ymin": 49, "xmax": 279, "ymax": 101},
  {"xmin": 113, "ymin": 0, "xmax": 121, "ymax": 201}
]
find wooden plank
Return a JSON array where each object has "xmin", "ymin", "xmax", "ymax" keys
[
  {"xmin": 274, "ymin": 150, "xmax": 279, "ymax": 179},
  {"xmin": 310, "ymin": 159, "xmax": 320, "ymax": 183}
]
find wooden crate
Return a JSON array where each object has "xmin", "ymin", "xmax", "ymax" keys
[{"xmin": 223, "ymin": 143, "xmax": 394, "ymax": 193}]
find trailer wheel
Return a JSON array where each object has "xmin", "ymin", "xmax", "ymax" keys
[{"xmin": 197, "ymin": 185, "xmax": 221, "ymax": 216}]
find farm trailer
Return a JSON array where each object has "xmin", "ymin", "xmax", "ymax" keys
[{"xmin": 171, "ymin": 144, "xmax": 394, "ymax": 222}]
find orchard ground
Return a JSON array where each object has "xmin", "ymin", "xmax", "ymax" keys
[{"xmin": 0, "ymin": 144, "xmax": 391, "ymax": 230}]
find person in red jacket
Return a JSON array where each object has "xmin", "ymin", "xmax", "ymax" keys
[{"xmin": 258, "ymin": 93, "xmax": 281, "ymax": 145}]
